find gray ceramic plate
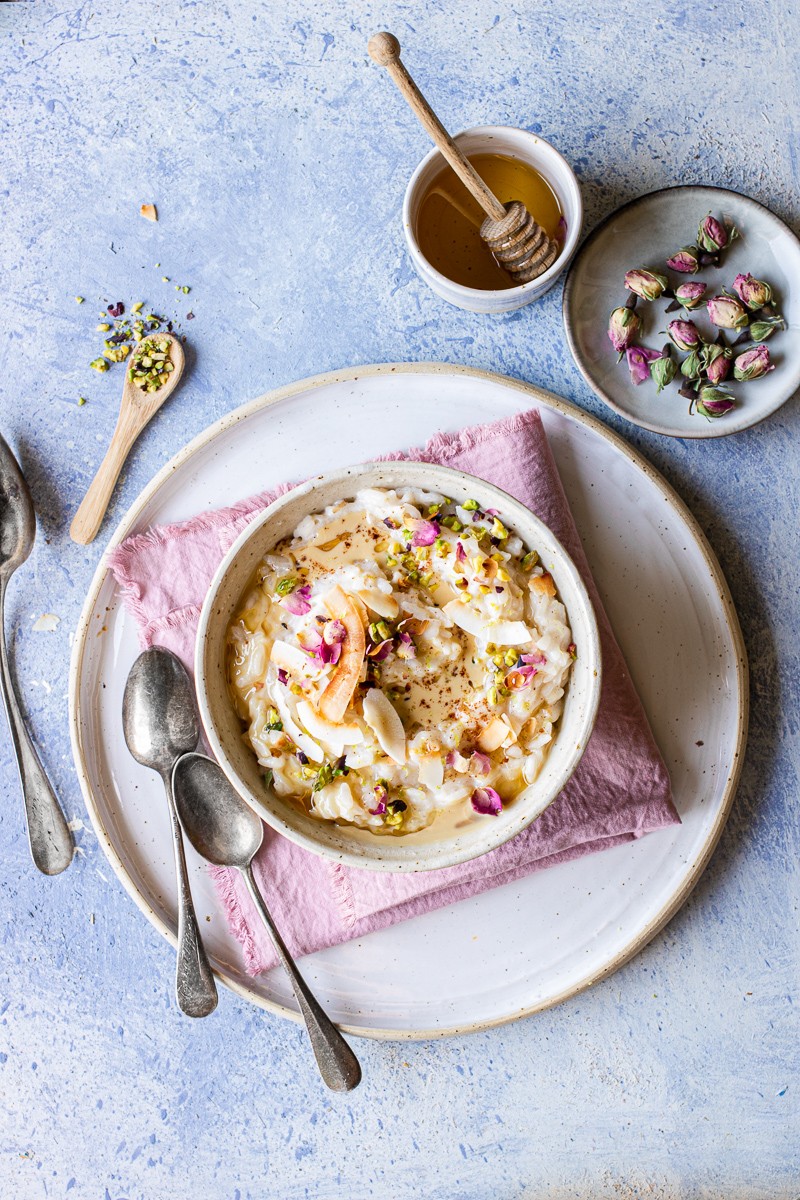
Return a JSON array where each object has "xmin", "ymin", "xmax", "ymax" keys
[{"xmin": 563, "ymin": 185, "xmax": 800, "ymax": 438}]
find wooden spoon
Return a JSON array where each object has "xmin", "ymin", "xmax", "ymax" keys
[
  {"xmin": 70, "ymin": 333, "xmax": 185, "ymax": 544},
  {"xmin": 368, "ymin": 32, "xmax": 559, "ymax": 284}
]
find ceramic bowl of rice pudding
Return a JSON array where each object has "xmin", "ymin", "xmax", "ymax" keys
[{"xmin": 195, "ymin": 461, "xmax": 601, "ymax": 872}]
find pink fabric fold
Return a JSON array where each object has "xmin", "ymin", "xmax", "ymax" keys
[{"xmin": 108, "ymin": 408, "xmax": 679, "ymax": 975}]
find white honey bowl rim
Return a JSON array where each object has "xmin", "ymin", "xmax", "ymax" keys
[{"xmin": 402, "ymin": 125, "xmax": 583, "ymax": 309}]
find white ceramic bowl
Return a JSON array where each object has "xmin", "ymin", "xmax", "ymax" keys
[
  {"xmin": 403, "ymin": 126, "xmax": 583, "ymax": 314},
  {"xmin": 195, "ymin": 461, "xmax": 601, "ymax": 872}
]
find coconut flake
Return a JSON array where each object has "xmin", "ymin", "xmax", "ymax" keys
[{"xmin": 362, "ymin": 688, "xmax": 407, "ymax": 763}]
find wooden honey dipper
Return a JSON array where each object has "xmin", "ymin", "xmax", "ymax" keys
[{"xmin": 368, "ymin": 32, "xmax": 559, "ymax": 284}]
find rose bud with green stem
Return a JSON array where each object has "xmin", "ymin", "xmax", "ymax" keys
[
  {"xmin": 681, "ymin": 349, "xmax": 703, "ymax": 380},
  {"xmin": 707, "ymin": 294, "xmax": 749, "ymax": 329},
  {"xmin": 703, "ymin": 343, "xmax": 731, "ymax": 386},
  {"xmin": 624, "ymin": 267, "xmax": 669, "ymax": 301},
  {"xmin": 608, "ymin": 306, "xmax": 641, "ymax": 358},
  {"xmin": 674, "ymin": 281, "xmax": 707, "ymax": 310},
  {"xmin": 733, "ymin": 273, "xmax": 774, "ymax": 310},
  {"xmin": 733, "ymin": 345, "xmax": 774, "ymax": 381},
  {"xmin": 666, "ymin": 246, "xmax": 700, "ymax": 273},
  {"xmin": 694, "ymin": 386, "xmax": 736, "ymax": 418},
  {"xmin": 697, "ymin": 214, "xmax": 738, "ymax": 254},
  {"xmin": 748, "ymin": 315, "xmax": 786, "ymax": 342},
  {"xmin": 651, "ymin": 345, "xmax": 677, "ymax": 393},
  {"xmin": 666, "ymin": 318, "xmax": 701, "ymax": 352}
]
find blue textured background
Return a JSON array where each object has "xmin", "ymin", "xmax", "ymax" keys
[{"xmin": 1, "ymin": 1, "xmax": 798, "ymax": 1196}]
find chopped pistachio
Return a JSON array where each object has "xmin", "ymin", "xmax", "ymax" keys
[
  {"xmin": 127, "ymin": 337, "xmax": 172, "ymax": 391},
  {"xmin": 131, "ymin": 301, "xmax": 144, "ymax": 313},
  {"xmin": 75, "ymin": 296, "xmax": 84, "ymax": 304},
  {"xmin": 521, "ymin": 550, "xmax": 539, "ymax": 571},
  {"xmin": 77, "ymin": 397, "xmax": 87, "ymax": 406},
  {"xmin": 275, "ymin": 576, "xmax": 298, "ymax": 596},
  {"xmin": 504, "ymin": 649, "xmax": 519, "ymax": 666},
  {"xmin": 462, "ymin": 498, "xmax": 480, "ymax": 511},
  {"xmin": 96, "ymin": 323, "xmax": 111, "ymax": 332},
  {"xmin": 161, "ymin": 276, "xmax": 169, "ymax": 282},
  {"xmin": 181, "ymin": 285, "xmax": 190, "ymax": 294},
  {"xmin": 90, "ymin": 357, "xmax": 109, "ymax": 372}
]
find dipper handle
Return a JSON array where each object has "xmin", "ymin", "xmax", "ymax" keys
[{"xmin": 368, "ymin": 32, "xmax": 507, "ymax": 223}]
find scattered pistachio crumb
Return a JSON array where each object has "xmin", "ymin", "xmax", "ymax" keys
[
  {"xmin": 96, "ymin": 323, "xmax": 111, "ymax": 332},
  {"xmin": 90, "ymin": 357, "xmax": 109, "ymax": 372},
  {"xmin": 77, "ymin": 397, "xmax": 87, "ymax": 406},
  {"xmin": 75, "ymin": 296, "xmax": 84, "ymax": 304},
  {"xmin": 131, "ymin": 301, "xmax": 144, "ymax": 313},
  {"xmin": 161, "ymin": 276, "xmax": 169, "ymax": 282},
  {"xmin": 181, "ymin": 285, "xmax": 190, "ymax": 294}
]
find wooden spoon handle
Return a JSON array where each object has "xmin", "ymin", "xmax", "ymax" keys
[
  {"xmin": 70, "ymin": 403, "xmax": 142, "ymax": 545},
  {"xmin": 368, "ymin": 32, "xmax": 507, "ymax": 223}
]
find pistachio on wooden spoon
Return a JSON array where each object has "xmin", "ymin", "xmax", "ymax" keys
[{"xmin": 70, "ymin": 333, "xmax": 185, "ymax": 544}]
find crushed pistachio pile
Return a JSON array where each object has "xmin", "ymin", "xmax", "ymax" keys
[
  {"xmin": 86, "ymin": 299, "xmax": 182, "ymax": 378},
  {"xmin": 607, "ymin": 214, "xmax": 785, "ymax": 420},
  {"xmin": 128, "ymin": 337, "xmax": 175, "ymax": 392}
]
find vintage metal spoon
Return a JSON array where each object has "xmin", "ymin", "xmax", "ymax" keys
[
  {"xmin": 122, "ymin": 648, "xmax": 218, "ymax": 1018},
  {"xmin": 70, "ymin": 332, "xmax": 185, "ymax": 545},
  {"xmin": 0, "ymin": 433, "xmax": 73, "ymax": 875},
  {"xmin": 172, "ymin": 752, "xmax": 362, "ymax": 1092}
]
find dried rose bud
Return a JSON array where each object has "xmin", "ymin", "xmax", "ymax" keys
[
  {"xmin": 667, "ymin": 318, "xmax": 701, "ymax": 351},
  {"xmin": 704, "ymin": 344, "xmax": 731, "ymax": 386},
  {"xmin": 681, "ymin": 349, "xmax": 703, "ymax": 380},
  {"xmin": 651, "ymin": 347, "xmax": 676, "ymax": 393},
  {"xmin": 626, "ymin": 345, "xmax": 663, "ymax": 385},
  {"xmin": 706, "ymin": 294, "xmax": 749, "ymax": 330},
  {"xmin": 666, "ymin": 246, "xmax": 700, "ymax": 273},
  {"xmin": 733, "ymin": 345, "xmax": 774, "ymax": 381},
  {"xmin": 695, "ymin": 386, "xmax": 735, "ymax": 418},
  {"xmin": 624, "ymin": 268, "xmax": 669, "ymax": 301},
  {"xmin": 608, "ymin": 306, "xmax": 641, "ymax": 358},
  {"xmin": 749, "ymin": 315, "xmax": 785, "ymax": 342},
  {"xmin": 732, "ymin": 273, "xmax": 774, "ymax": 311},
  {"xmin": 675, "ymin": 281, "xmax": 707, "ymax": 310},
  {"xmin": 697, "ymin": 214, "xmax": 738, "ymax": 254}
]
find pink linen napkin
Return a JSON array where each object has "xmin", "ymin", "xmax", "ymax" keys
[{"xmin": 108, "ymin": 408, "xmax": 679, "ymax": 975}]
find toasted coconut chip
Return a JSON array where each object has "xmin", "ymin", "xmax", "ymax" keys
[
  {"xmin": 357, "ymin": 589, "xmax": 399, "ymax": 619},
  {"xmin": 530, "ymin": 572, "xmax": 557, "ymax": 597},
  {"xmin": 477, "ymin": 717, "xmax": 509, "ymax": 753},
  {"xmin": 296, "ymin": 700, "xmax": 363, "ymax": 758},
  {"xmin": 318, "ymin": 586, "xmax": 366, "ymax": 723},
  {"xmin": 140, "ymin": 203, "xmax": 158, "ymax": 221},
  {"xmin": 273, "ymin": 690, "xmax": 323, "ymax": 762},
  {"xmin": 362, "ymin": 688, "xmax": 406, "ymax": 764}
]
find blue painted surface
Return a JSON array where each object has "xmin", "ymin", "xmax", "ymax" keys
[{"xmin": 1, "ymin": 0, "xmax": 798, "ymax": 1196}]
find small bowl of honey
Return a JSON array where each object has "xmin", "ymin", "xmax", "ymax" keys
[{"xmin": 403, "ymin": 125, "xmax": 582, "ymax": 314}]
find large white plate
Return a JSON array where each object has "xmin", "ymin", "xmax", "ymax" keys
[{"xmin": 69, "ymin": 364, "xmax": 748, "ymax": 1040}]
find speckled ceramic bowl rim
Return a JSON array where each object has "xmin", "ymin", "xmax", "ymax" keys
[
  {"xmin": 562, "ymin": 183, "xmax": 800, "ymax": 439},
  {"xmin": 403, "ymin": 125, "xmax": 583, "ymax": 302},
  {"xmin": 194, "ymin": 460, "xmax": 602, "ymax": 873},
  {"xmin": 68, "ymin": 363, "xmax": 748, "ymax": 1040}
]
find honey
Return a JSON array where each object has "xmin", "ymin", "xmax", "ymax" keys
[{"xmin": 415, "ymin": 153, "xmax": 564, "ymax": 290}]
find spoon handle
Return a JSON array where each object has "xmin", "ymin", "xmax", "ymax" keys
[
  {"xmin": 0, "ymin": 581, "xmax": 73, "ymax": 875},
  {"xmin": 241, "ymin": 865, "xmax": 362, "ymax": 1092},
  {"xmin": 162, "ymin": 773, "xmax": 218, "ymax": 1018}
]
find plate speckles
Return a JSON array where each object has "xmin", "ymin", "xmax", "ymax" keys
[{"xmin": 69, "ymin": 363, "xmax": 747, "ymax": 1039}]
